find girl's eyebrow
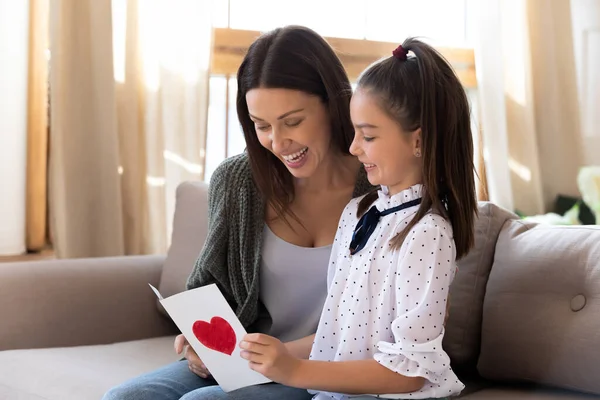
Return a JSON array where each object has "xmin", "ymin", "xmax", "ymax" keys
[{"xmin": 249, "ymin": 108, "xmax": 305, "ymax": 121}]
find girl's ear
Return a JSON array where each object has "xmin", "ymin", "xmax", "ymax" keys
[{"xmin": 412, "ymin": 128, "xmax": 422, "ymax": 157}]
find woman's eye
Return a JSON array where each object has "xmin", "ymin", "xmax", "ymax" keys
[
  {"xmin": 285, "ymin": 119, "xmax": 303, "ymax": 127},
  {"xmin": 256, "ymin": 125, "xmax": 271, "ymax": 132},
  {"xmin": 364, "ymin": 136, "xmax": 375, "ymax": 142}
]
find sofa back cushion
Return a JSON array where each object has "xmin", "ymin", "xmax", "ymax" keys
[
  {"xmin": 478, "ymin": 221, "xmax": 600, "ymax": 395},
  {"xmin": 443, "ymin": 202, "xmax": 518, "ymax": 370},
  {"xmin": 158, "ymin": 181, "xmax": 209, "ymax": 299}
]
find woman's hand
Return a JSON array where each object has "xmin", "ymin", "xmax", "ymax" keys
[
  {"xmin": 240, "ymin": 333, "xmax": 302, "ymax": 385},
  {"xmin": 174, "ymin": 334, "xmax": 211, "ymax": 379}
]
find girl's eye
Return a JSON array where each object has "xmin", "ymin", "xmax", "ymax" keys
[
  {"xmin": 364, "ymin": 136, "xmax": 375, "ymax": 142},
  {"xmin": 285, "ymin": 119, "xmax": 303, "ymax": 127},
  {"xmin": 256, "ymin": 125, "xmax": 271, "ymax": 132}
]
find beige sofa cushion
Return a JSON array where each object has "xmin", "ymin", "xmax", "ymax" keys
[
  {"xmin": 159, "ymin": 181, "xmax": 209, "ymax": 299},
  {"xmin": 458, "ymin": 386, "xmax": 600, "ymax": 399},
  {"xmin": 0, "ymin": 336, "xmax": 179, "ymax": 400},
  {"xmin": 478, "ymin": 221, "xmax": 600, "ymax": 395},
  {"xmin": 443, "ymin": 202, "xmax": 518, "ymax": 369}
]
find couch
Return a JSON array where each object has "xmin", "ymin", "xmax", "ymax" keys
[{"xmin": 1, "ymin": 181, "xmax": 599, "ymax": 400}]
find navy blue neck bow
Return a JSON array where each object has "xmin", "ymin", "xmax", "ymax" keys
[{"xmin": 349, "ymin": 198, "xmax": 422, "ymax": 255}]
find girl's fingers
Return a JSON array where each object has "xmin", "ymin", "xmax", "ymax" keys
[
  {"xmin": 239, "ymin": 340, "xmax": 268, "ymax": 355},
  {"xmin": 241, "ymin": 350, "xmax": 266, "ymax": 364}
]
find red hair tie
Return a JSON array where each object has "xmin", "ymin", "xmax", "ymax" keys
[{"xmin": 392, "ymin": 45, "xmax": 408, "ymax": 61}]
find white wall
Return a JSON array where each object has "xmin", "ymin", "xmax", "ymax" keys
[{"xmin": 0, "ymin": 0, "xmax": 29, "ymax": 255}]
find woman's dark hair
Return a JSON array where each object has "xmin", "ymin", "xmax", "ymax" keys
[
  {"xmin": 356, "ymin": 38, "xmax": 477, "ymax": 260},
  {"xmin": 236, "ymin": 25, "xmax": 353, "ymax": 222}
]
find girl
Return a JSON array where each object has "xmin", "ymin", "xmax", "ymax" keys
[{"xmin": 240, "ymin": 37, "xmax": 477, "ymax": 400}]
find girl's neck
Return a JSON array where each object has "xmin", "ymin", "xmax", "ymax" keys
[{"xmin": 386, "ymin": 175, "xmax": 423, "ymax": 196}]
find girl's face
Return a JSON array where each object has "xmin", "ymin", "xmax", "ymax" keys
[
  {"xmin": 246, "ymin": 88, "xmax": 333, "ymax": 179},
  {"xmin": 349, "ymin": 89, "xmax": 422, "ymax": 196}
]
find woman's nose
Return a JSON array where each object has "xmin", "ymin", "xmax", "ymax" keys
[{"xmin": 270, "ymin": 128, "xmax": 289, "ymax": 154}]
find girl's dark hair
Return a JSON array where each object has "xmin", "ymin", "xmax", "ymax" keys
[
  {"xmin": 236, "ymin": 25, "xmax": 354, "ymax": 222},
  {"xmin": 356, "ymin": 38, "xmax": 477, "ymax": 260}
]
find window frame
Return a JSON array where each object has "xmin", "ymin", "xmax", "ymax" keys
[{"xmin": 210, "ymin": 27, "xmax": 477, "ymax": 88}]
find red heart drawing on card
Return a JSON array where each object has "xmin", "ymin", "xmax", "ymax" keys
[{"xmin": 192, "ymin": 316, "xmax": 236, "ymax": 356}]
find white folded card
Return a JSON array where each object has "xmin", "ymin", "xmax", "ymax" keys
[{"xmin": 149, "ymin": 283, "xmax": 271, "ymax": 392}]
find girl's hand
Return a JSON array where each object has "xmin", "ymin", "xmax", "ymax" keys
[
  {"xmin": 174, "ymin": 334, "xmax": 211, "ymax": 378},
  {"xmin": 239, "ymin": 333, "xmax": 301, "ymax": 385}
]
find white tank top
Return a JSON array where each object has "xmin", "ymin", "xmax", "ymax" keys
[{"xmin": 255, "ymin": 224, "xmax": 332, "ymax": 342}]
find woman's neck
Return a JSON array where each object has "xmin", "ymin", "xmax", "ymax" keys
[{"xmin": 294, "ymin": 153, "xmax": 360, "ymax": 194}]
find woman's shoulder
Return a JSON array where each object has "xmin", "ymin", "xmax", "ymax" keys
[
  {"xmin": 211, "ymin": 152, "xmax": 251, "ymax": 182},
  {"xmin": 209, "ymin": 152, "xmax": 257, "ymax": 192},
  {"xmin": 207, "ymin": 153, "xmax": 263, "ymax": 215}
]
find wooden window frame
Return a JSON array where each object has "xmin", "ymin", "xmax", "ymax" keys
[{"xmin": 210, "ymin": 27, "xmax": 477, "ymax": 88}]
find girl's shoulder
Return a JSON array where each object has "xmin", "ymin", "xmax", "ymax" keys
[
  {"xmin": 419, "ymin": 211, "xmax": 452, "ymax": 227},
  {"xmin": 341, "ymin": 194, "xmax": 367, "ymax": 220},
  {"xmin": 409, "ymin": 212, "xmax": 454, "ymax": 240}
]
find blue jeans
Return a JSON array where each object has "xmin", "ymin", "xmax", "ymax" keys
[{"xmin": 102, "ymin": 360, "xmax": 313, "ymax": 400}]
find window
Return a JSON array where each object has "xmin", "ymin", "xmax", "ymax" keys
[
  {"xmin": 205, "ymin": 76, "xmax": 244, "ymax": 182},
  {"xmin": 213, "ymin": 0, "xmax": 471, "ymax": 46},
  {"xmin": 205, "ymin": 0, "xmax": 477, "ymax": 181}
]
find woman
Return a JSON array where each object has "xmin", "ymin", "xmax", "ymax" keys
[{"xmin": 103, "ymin": 25, "xmax": 372, "ymax": 400}]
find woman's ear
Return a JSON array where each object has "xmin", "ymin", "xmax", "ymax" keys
[{"xmin": 412, "ymin": 128, "xmax": 422, "ymax": 157}]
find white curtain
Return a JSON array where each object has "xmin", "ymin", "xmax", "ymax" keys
[
  {"xmin": 49, "ymin": 0, "xmax": 212, "ymax": 258},
  {"xmin": 471, "ymin": 0, "xmax": 584, "ymax": 215},
  {"xmin": 0, "ymin": 0, "xmax": 30, "ymax": 255}
]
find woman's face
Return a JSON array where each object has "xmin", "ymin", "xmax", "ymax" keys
[{"xmin": 246, "ymin": 88, "xmax": 333, "ymax": 179}]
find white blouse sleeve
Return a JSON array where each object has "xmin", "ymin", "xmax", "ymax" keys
[
  {"xmin": 374, "ymin": 216, "xmax": 456, "ymax": 384},
  {"xmin": 326, "ymin": 199, "xmax": 357, "ymax": 290}
]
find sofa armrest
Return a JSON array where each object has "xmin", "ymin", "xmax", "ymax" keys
[{"xmin": 0, "ymin": 255, "xmax": 178, "ymax": 351}]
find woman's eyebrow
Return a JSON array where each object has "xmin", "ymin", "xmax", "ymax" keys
[
  {"xmin": 354, "ymin": 122, "xmax": 378, "ymax": 129},
  {"xmin": 249, "ymin": 108, "xmax": 305, "ymax": 121},
  {"xmin": 277, "ymin": 108, "xmax": 304, "ymax": 120}
]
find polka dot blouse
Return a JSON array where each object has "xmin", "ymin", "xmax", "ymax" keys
[{"xmin": 308, "ymin": 184, "xmax": 465, "ymax": 399}]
